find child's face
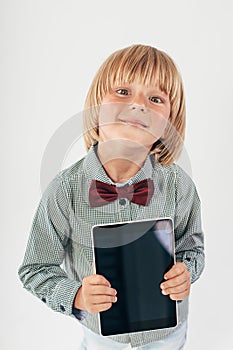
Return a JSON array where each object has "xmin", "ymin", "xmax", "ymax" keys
[{"xmin": 98, "ymin": 80, "xmax": 171, "ymax": 151}]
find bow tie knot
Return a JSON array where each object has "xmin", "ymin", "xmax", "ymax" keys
[
  {"xmin": 89, "ymin": 179, "xmax": 154, "ymax": 207},
  {"xmin": 116, "ymin": 185, "xmax": 134, "ymax": 198}
]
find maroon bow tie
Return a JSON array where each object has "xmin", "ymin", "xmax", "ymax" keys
[{"xmin": 89, "ymin": 179, "xmax": 154, "ymax": 207}]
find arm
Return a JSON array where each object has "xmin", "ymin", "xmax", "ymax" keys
[
  {"xmin": 18, "ymin": 175, "xmax": 117, "ymax": 317},
  {"xmin": 160, "ymin": 165, "xmax": 205, "ymax": 300},
  {"xmin": 18, "ymin": 175, "xmax": 81, "ymax": 316},
  {"xmin": 174, "ymin": 165, "xmax": 205, "ymax": 283}
]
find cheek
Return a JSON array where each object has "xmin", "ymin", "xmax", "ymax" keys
[
  {"xmin": 98, "ymin": 103, "xmax": 122, "ymax": 125},
  {"xmin": 98, "ymin": 103, "xmax": 122, "ymax": 141},
  {"xmin": 150, "ymin": 114, "xmax": 169, "ymax": 139}
]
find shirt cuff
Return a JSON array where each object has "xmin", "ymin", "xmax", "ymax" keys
[
  {"xmin": 72, "ymin": 307, "xmax": 89, "ymax": 321},
  {"xmin": 52, "ymin": 278, "xmax": 81, "ymax": 315}
]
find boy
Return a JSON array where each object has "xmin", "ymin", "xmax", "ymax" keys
[{"xmin": 18, "ymin": 44, "xmax": 204, "ymax": 349}]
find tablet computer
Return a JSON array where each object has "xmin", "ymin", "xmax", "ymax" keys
[{"xmin": 92, "ymin": 217, "xmax": 177, "ymax": 336}]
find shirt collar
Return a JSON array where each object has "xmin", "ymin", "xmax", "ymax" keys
[{"xmin": 83, "ymin": 143, "xmax": 154, "ymax": 185}]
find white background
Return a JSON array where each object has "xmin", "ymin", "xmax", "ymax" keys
[{"xmin": 1, "ymin": 0, "xmax": 233, "ymax": 349}]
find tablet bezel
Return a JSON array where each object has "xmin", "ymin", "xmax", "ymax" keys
[{"xmin": 91, "ymin": 217, "xmax": 178, "ymax": 336}]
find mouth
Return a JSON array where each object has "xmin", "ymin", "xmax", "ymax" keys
[{"xmin": 118, "ymin": 118, "xmax": 148, "ymax": 129}]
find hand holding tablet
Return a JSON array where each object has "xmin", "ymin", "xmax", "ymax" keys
[{"xmin": 73, "ymin": 274, "xmax": 118, "ymax": 314}]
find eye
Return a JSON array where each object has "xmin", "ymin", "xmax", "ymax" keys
[
  {"xmin": 150, "ymin": 96, "xmax": 163, "ymax": 103},
  {"xmin": 116, "ymin": 89, "xmax": 129, "ymax": 96}
]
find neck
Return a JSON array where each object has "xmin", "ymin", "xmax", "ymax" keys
[{"xmin": 97, "ymin": 140, "xmax": 149, "ymax": 183}]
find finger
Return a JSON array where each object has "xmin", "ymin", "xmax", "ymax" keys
[
  {"xmin": 84, "ymin": 274, "xmax": 111, "ymax": 287},
  {"xmin": 88, "ymin": 285, "xmax": 117, "ymax": 296},
  {"xmin": 161, "ymin": 280, "xmax": 190, "ymax": 296},
  {"xmin": 164, "ymin": 262, "xmax": 187, "ymax": 280},
  {"xmin": 161, "ymin": 270, "xmax": 190, "ymax": 290},
  {"xmin": 169, "ymin": 288, "xmax": 190, "ymax": 301},
  {"xmin": 90, "ymin": 294, "xmax": 117, "ymax": 305}
]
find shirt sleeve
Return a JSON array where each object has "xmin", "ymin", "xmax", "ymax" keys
[
  {"xmin": 174, "ymin": 165, "xmax": 205, "ymax": 283},
  {"xmin": 18, "ymin": 175, "xmax": 82, "ymax": 316}
]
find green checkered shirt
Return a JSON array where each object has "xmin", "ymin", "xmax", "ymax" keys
[{"xmin": 18, "ymin": 144, "xmax": 204, "ymax": 348}]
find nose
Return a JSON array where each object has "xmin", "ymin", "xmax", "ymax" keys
[
  {"xmin": 130, "ymin": 93, "xmax": 147, "ymax": 112},
  {"xmin": 131, "ymin": 105, "xmax": 146, "ymax": 112}
]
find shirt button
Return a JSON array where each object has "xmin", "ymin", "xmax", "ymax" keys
[
  {"xmin": 60, "ymin": 305, "xmax": 65, "ymax": 312},
  {"xmin": 119, "ymin": 198, "xmax": 126, "ymax": 206}
]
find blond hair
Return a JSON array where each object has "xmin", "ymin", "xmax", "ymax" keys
[{"xmin": 83, "ymin": 44, "xmax": 186, "ymax": 165}]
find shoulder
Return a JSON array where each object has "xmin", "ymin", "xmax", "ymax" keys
[
  {"xmin": 153, "ymin": 161, "xmax": 193, "ymax": 184},
  {"xmin": 154, "ymin": 161, "xmax": 198, "ymax": 197},
  {"xmin": 172, "ymin": 164, "xmax": 194, "ymax": 186},
  {"xmin": 58, "ymin": 156, "xmax": 86, "ymax": 183},
  {"xmin": 173, "ymin": 165, "xmax": 199, "ymax": 198},
  {"xmin": 160, "ymin": 162, "xmax": 194, "ymax": 184},
  {"xmin": 168, "ymin": 164, "xmax": 200, "ymax": 202},
  {"xmin": 42, "ymin": 155, "xmax": 86, "ymax": 202}
]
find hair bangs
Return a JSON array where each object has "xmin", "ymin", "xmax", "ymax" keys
[{"xmin": 101, "ymin": 46, "xmax": 179, "ymax": 102}]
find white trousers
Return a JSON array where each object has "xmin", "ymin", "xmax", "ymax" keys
[{"xmin": 78, "ymin": 321, "xmax": 187, "ymax": 350}]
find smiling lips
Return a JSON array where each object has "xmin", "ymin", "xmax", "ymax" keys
[{"xmin": 119, "ymin": 119, "xmax": 148, "ymax": 128}]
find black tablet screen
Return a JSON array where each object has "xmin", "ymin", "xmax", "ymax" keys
[{"xmin": 92, "ymin": 218, "xmax": 177, "ymax": 336}]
